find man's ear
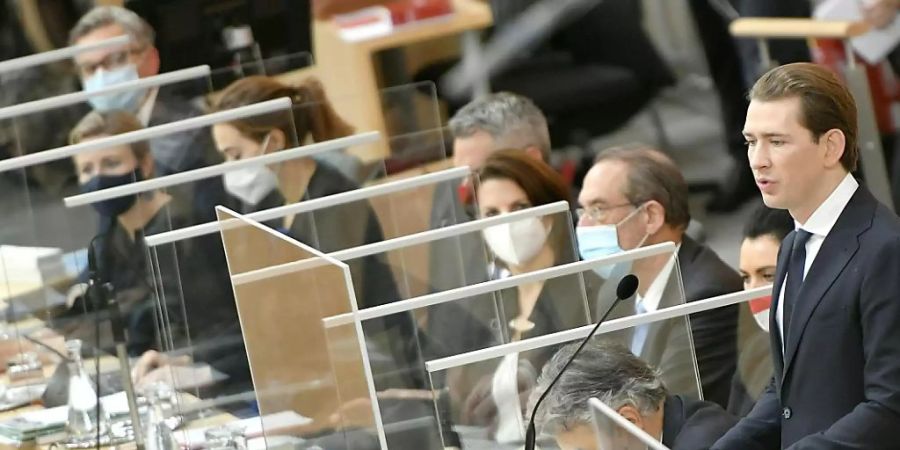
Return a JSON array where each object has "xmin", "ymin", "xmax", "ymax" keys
[
  {"xmin": 822, "ymin": 128, "xmax": 846, "ymax": 169},
  {"xmin": 617, "ymin": 405, "xmax": 645, "ymax": 429},
  {"xmin": 140, "ymin": 46, "xmax": 161, "ymax": 78},
  {"xmin": 643, "ymin": 200, "xmax": 666, "ymax": 236}
]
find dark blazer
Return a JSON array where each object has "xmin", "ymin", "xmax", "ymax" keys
[
  {"xmin": 149, "ymin": 91, "xmax": 228, "ymax": 224},
  {"xmin": 678, "ymin": 236, "xmax": 743, "ymax": 408},
  {"xmin": 663, "ymin": 395, "xmax": 738, "ymax": 450},
  {"xmin": 713, "ymin": 185, "xmax": 900, "ymax": 449}
]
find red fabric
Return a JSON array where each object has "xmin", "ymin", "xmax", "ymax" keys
[
  {"xmin": 813, "ymin": 39, "xmax": 897, "ymax": 134},
  {"xmin": 749, "ymin": 295, "xmax": 772, "ymax": 315}
]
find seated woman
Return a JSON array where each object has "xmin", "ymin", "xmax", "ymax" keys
[
  {"xmin": 727, "ymin": 203, "xmax": 793, "ymax": 416},
  {"xmin": 209, "ymin": 75, "xmax": 398, "ymax": 311},
  {"xmin": 67, "ymin": 110, "xmax": 245, "ymax": 393},
  {"xmin": 431, "ymin": 149, "xmax": 600, "ymax": 443}
]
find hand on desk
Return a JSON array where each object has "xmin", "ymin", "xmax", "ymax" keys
[{"xmin": 131, "ymin": 350, "xmax": 192, "ymax": 390}]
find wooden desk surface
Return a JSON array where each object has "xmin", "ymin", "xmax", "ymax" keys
[
  {"xmin": 343, "ymin": 0, "xmax": 493, "ymax": 51},
  {"xmin": 730, "ymin": 18, "xmax": 871, "ymax": 39}
]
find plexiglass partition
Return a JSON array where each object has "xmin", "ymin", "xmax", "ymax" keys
[
  {"xmin": 295, "ymin": 81, "xmax": 448, "ymax": 172},
  {"xmin": 51, "ymin": 100, "xmax": 300, "ymax": 393},
  {"xmin": 731, "ymin": 288, "xmax": 775, "ymax": 416},
  {"xmin": 216, "ymin": 206, "xmax": 386, "ymax": 450},
  {"xmin": 208, "ymin": 52, "xmax": 314, "ymax": 91},
  {"xmin": 590, "ymin": 398, "xmax": 670, "ymax": 450},
  {"xmin": 0, "ymin": 36, "xmax": 130, "ymax": 106},
  {"xmin": 0, "ymin": 101, "xmax": 293, "ymax": 407},
  {"xmin": 0, "ymin": 65, "xmax": 213, "ymax": 185},
  {"xmin": 420, "ymin": 243, "xmax": 696, "ymax": 447}
]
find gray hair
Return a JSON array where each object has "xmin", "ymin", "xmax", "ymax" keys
[
  {"xmin": 69, "ymin": 6, "xmax": 155, "ymax": 47},
  {"xmin": 529, "ymin": 340, "xmax": 667, "ymax": 436},
  {"xmin": 593, "ymin": 145, "xmax": 691, "ymax": 231},
  {"xmin": 448, "ymin": 92, "xmax": 551, "ymax": 158}
]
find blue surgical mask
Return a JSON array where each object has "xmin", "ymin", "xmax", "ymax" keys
[
  {"xmin": 80, "ymin": 168, "xmax": 144, "ymax": 217},
  {"xmin": 577, "ymin": 205, "xmax": 646, "ymax": 278},
  {"xmin": 83, "ymin": 64, "xmax": 146, "ymax": 112}
]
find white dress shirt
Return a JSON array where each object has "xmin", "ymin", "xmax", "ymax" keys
[
  {"xmin": 137, "ymin": 87, "xmax": 160, "ymax": 126},
  {"xmin": 776, "ymin": 173, "xmax": 858, "ymax": 349}
]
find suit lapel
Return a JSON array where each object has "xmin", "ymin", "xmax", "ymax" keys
[{"xmin": 781, "ymin": 188, "xmax": 874, "ymax": 382}]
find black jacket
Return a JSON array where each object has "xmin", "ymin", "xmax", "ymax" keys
[
  {"xmin": 714, "ymin": 185, "xmax": 900, "ymax": 449},
  {"xmin": 663, "ymin": 395, "xmax": 737, "ymax": 450},
  {"xmin": 678, "ymin": 236, "xmax": 743, "ymax": 408}
]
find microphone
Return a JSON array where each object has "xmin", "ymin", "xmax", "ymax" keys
[{"xmin": 524, "ymin": 274, "xmax": 639, "ymax": 450}]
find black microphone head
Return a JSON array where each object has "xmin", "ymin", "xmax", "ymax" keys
[{"xmin": 617, "ymin": 274, "xmax": 639, "ymax": 300}]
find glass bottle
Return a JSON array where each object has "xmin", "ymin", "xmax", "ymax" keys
[
  {"xmin": 144, "ymin": 382, "xmax": 179, "ymax": 450},
  {"xmin": 65, "ymin": 339, "xmax": 109, "ymax": 441}
]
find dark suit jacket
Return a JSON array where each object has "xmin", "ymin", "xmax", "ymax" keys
[
  {"xmin": 663, "ymin": 395, "xmax": 738, "ymax": 450},
  {"xmin": 679, "ymin": 237, "xmax": 743, "ymax": 408},
  {"xmin": 713, "ymin": 185, "xmax": 900, "ymax": 449},
  {"xmin": 149, "ymin": 91, "xmax": 228, "ymax": 224}
]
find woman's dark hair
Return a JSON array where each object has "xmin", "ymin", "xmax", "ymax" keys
[
  {"xmin": 743, "ymin": 203, "xmax": 794, "ymax": 242},
  {"xmin": 211, "ymin": 75, "xmax": 353, "ymax": 145},
  {"xmin": 476, "ymin": 149, "xmax": 574, "ymax": 263},
  {"xmin": 477, "ymin": 149, "xmax": 570, "ymax": 207}
]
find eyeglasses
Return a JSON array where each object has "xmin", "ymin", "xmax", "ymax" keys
[
  {"xmin": 77, "ymin": 46, "xmax": 147, "ymax": 77},
  {"xmin": 575, "ymin": 203, "xmax": 637, "ymax": 224}
]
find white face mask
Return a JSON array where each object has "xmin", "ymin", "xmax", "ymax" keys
[
  {"xmin": 482, "ymin": 217, "xmax": 550, "ymax": 267},
  {"xmin": 223, "ymin": 134, "xmax": 278, "ymax": 205},
  {"xmin": 224, "ymin": 165, "xmax": 278, "ymax": 205}
]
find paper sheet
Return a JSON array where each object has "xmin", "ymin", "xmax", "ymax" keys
[{"xmin": 814, "ymin": 0, "xmax": 900, "ymax": 64}]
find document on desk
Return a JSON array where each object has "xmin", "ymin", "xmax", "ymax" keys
[
  {"xmin": 174, "ymin": 411, "xmax": 312, "ymax": 448},
  {"xmin": 814, "ymin": 0, "xmax": 900, "ymax": 64}
]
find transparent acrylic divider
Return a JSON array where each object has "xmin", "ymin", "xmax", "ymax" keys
[
  {"xmin": 38, "ymin": 100, "xmax": 304, "ymax": 404},
  {"xmin": 0, "ymin": 65, "xmax": 213, "ymax": 192},
  {"xmin": 244, "ymin": 203, "xmax": 574, "ymax": 449},
  {"xmin": 590, "ymin": 398, "xmax": 671, "ymax": 450},
  {"xmin": 292, "ymin": 81, "xmax": 448, "ymax": 172},
  {"xmin": 0, "ymin": 102, "xmax": 299, "ymax": 446},
  {"xmin": 208, "ymin": 52, "xmax": 314, "ymax": 91},
  {"xmin": 410, "ymin": 242, "xmax": 699, "ymax": 448},
  {"xmin": 215, "ymin": 206, "xmax": 386, "ymax": 450},
  {"xmin": 0, "ymin": 35, "xmax": 131, "ymax": 106},
  {"xmin": 731, "ymin": 286, "xmax": 776, "ymax": 416}
]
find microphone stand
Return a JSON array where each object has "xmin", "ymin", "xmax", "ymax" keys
[
  {"xmin": 87, "ymin": 227, "xmax": 144, "ymax": 450},
  {"xmin": 99, "ymin": 282, "xmax": 144, "ymax": 450},
  {"xmin": 524, "ymin": 274, "xmax": 639, "ymax": 450}
]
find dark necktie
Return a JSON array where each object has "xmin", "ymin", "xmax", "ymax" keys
[{"xmin": 783, "ymin": 229, "xmax": 813, "ymax": 343}]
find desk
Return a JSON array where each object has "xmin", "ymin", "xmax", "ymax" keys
[{"xmin": 312, "ymin": 0, "xmax": 493, "ymax": 162}]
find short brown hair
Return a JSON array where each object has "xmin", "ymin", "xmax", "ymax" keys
[
  {"xmin": 477, "ymin": 149, "xmax": 574, "ymax": 263},
  {"xmin": 750, "ymin": 63, "xmax": 858, "ymax": 172},
  {"xmin": 212, "ymin": 76, "xmax": 353, "ymax": 146},
  {"xmin": 69, "ymin": 110, "xmax": 150, "ymax": 161},
  {"xmin": 594, "ymin": 145, "xmax": 691, "ymax": 231}
]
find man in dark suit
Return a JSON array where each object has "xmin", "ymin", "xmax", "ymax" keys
[
  {"xmin": 714, "ymin": 63, "xmax": 900, "ymax": 449},
  {"xmin": 531, "ymin": 340, "xmax": 737, "ymax": 450},
  {"xmin": 577, "ymin": 146, "xmax": 742, "ymax": 408},
  {"xmin": 69, "ymin": 5, "xmax": 218, "ymax": 175},
  {"xmin": 69, "ymin": 6, "xmax": 227, "ymax": 222}
]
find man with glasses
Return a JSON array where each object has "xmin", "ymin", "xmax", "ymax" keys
[
  {"xmin": 576, "ymin": 146, "xmax": 742, "ymax": 409},
  {"xmin": 69, "ymin": 6, "xmax": 218, "ymax": 176}
]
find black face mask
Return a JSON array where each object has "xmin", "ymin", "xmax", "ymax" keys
[{"xmin": 80, "ymin": 168, "xmax": 144, "ymax": 217}]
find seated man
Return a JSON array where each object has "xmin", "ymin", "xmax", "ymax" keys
[
  {"xmin": 429, "ymin": 92, "xmax": 552, "ymax": 292},
  {"xmin": 577, "ymin": 146, "xmax": 742, "ymax": 407},
  {"xmin": 70, "ymin": 6, "xmax": 227, "ymax": 224},
  {"xmin": 530, "ymin": 340, "xmax": 737, "ymax": 450}
]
